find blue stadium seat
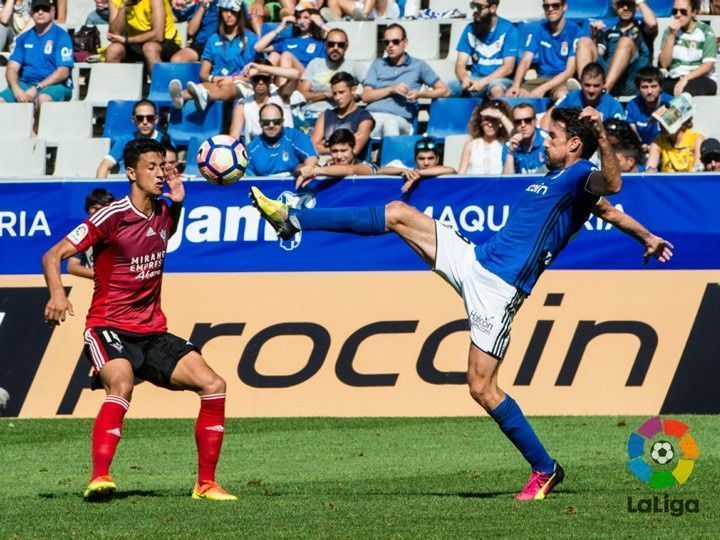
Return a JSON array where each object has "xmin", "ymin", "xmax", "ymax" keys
[
  {"xmin": 380, "ymin": 135, "xmax": 422, "ymax": 167},
  {"xmin": 566, "ymin": 0, "xmax": 610, "ymax": 19},
  {"xmin": 101, "ymin": 100, "xmax": 137, "ymax": 142},
  {"xmin": 168, "ymin": 100, "xmax": 224, "ymax": 146},
  {"xmin": 646, "ymin": 0, "xmax": 673, "ymax": 17},
  {"xmin": 497, "ymin": 97, "xmax": 552, "ymax": 114},
  {"xmin": 184, "ymin": 136, "xmax": 203, "ymax": 177},
  {"xmin": 427, "ymin": 98, "xmax": 482, "ymax": 138},
  {"xmin": 147, "ymin": 62, "xmax": 201, "ymax": 108}
]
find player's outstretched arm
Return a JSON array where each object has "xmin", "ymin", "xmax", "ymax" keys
[
  {"xmin": 41, "ymin": 239, "xmax": 78, "ymax": 325},
  {"xmin": 592, "ymin": 198, "xmax": 674, "ymax": 264},
  {"xmin": 164, "ymin": 168, "xmax": 185, "ymax": 237},
  {"xmin": 581, "ymin": 107, "xmax": 622, "ymax": 196}
]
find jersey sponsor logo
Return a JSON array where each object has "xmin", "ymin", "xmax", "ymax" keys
[
  {"xmin": 24, "ymin": 43, "xmax": 34, "ymax": 48},
  {"xmin": 44, "ymin": 40, "xmax": 53, "ymax": 55},
  {"xmin": 110, "ymin": 342, "xmax": 124, "ymax": 353},
  {"xmin": 60, "ymin": 46, "xmax": 72, "ymax": 62},
  {"xmin": 130, "ymin": 251, "xmax": 167, "ymax": 280},
  {"xmin": 287, "ymin": 44, "xmax": 298, "ymax": 49},
  {"xmin": 67, "ymin": 223, "xmax": 89, "ymax": 244},
  {"xmin": 469, "ymin": 311, "xmax": 494, "ymax": 335},
  {"xmin": 526, "ymin": 182, "xmax": 549, "ymax": 195},
  {"xmin": 540, "ymin": 40, "xmax": 552, "ymax": 49}
]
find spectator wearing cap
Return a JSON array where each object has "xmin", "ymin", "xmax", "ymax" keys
[
  {"xmin": 700, "ymin": 138, "xmax": 720, "ymax": 171},
  {"xmin": 659, "ymin": 0, "xmax": 717, "ymax": 96},
  {"xmin": 363, "ymin": 23, "xmax": 450, "ymax": 137},
  {"xmin": 506, "ymin": 0, "xmax": 589, "ymax": 100},
  {"xmin": 255, "ymin": 2, "xmax": 328, "ymax": 73},
  {"xmin": 0, "ymin": 0, "xmax": 73, "ymax": 109},
  {"xmin": 624, "ymin": 66, "xmax": 673, "ymax": 150},
  {"xmin": 96, "ymin": 99, "xmax": 174, "ymax": 178},
  {"xmin": 106, "ymin": 0, "xmax": 183, "ymax": 72},
  {"xmin": 575, "ymin": 0, "xmax": 657, "ymax": 97},
  {"xmin": 542, "ymin": 63, "xmax": 624, "ymax": 131},
  {"xmin": 646, "ymin": 98, "xmax": 704, "ymax": 172},
  {"xmin": 310, "ymin": 71, "xmax": 374, "ymax": 157},
  {"xmin": 245, "ymin": 102, "xmax": 319, "ymax": 177},
  {"xmin": 320, "ymin": 0, "xmax": 401, "ymax": 21},
  {"xmin": 170, "ymin": 0, "xmax": 219, "ymax": 63},
  {"xmin": 378, "ymin": 137, "xmax": 456, "ymax": 193},
  {"xmin": 297, "ymin": 27, "xmax": 366, "ymax": 128},
  {"xmin": 453, "ymin": 0, "xmax": 518, "ymax": 99},
  {"xmin": 502, "ymin": 103, "xmax": 547, "ymax": 174}
]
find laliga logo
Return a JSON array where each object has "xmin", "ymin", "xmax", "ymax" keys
[
  {"xmin": 277, "ymin": 191, "xmax": 316, "ymax": 251},
  {"xmin": 627, "ymin": 416, "xmax": 699, "ymax": 489}
]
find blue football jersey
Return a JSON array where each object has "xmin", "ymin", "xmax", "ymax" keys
[{"xmin": 475, "ymin": 159, "xmax": 600, "ymax": 294}]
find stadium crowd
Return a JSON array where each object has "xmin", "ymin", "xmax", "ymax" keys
[{"xmin": 2, "ymin": 0, "xmax": 720, "ymax": 178}]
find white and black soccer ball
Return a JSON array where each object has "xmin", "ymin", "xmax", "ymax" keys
[
  {"xmin": 197, "ymin": 134, "xmax": 249, "ymax": 185},
  {"xmin": 0, "ymin": 387, "xmax": 9, "ymax": 411},
  {"xmin": 650, "ymin": 440, "xmax": 674, "ymax": 465}
]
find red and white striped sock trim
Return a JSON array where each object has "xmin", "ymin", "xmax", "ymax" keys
[
  {"xmin": 200, "ymin": 393, "xmax": 226, "ymax": 401},
  {"xmin": 104, "ymin": 395, "xmax": 130, "ymax": 410}
]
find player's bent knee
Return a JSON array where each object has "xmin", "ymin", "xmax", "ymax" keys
[
  {"xmin": 468, "ymin": 380, "xmax": 500, "ymax": 411},
  {"xmin": 107, "ymin": 381, "xmax": 134, "ymax": 401},
  {"xmin": 201, "ymin": 374, "xmax": 226, "ymax": 395},
  {"xmin": 385, "ymin": 200, "xmax": 412, "ymax": 228}
]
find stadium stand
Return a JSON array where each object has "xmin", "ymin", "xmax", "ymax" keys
[
  {"xmin": 37, "ymin": 101, "xmax": 94, "ymax": 145},
  {"xmin": 428, "ymin": 0, "xmax": 471, "ymax": 17},
  {"xmin": 328, "ymin": 21, "xmax": 378, "ymax": 61},
  {"xmin": 566, "ymin": 0, "xmax": 610, "ymax": 19},
  {"xmin": 380, "ymin": 135, "xmax": 423, "ymax": 166},
  {"xmin": 646, "ymin": 0, "xmax": 673, "ymax": 18},
  {"xmin": 690, "ymin": 96, "xmax": 720, "ymax": 139},
  {"xmin": 65, "ymin": 0, "xmax": 95, "ymax": 30},
  {"xmin": 84, "ymin": 63, "xmax": 144, "ymax": 107},
  {"xmin": 496, "ymin": 0, "xmax": 544, "ymax": 21},
  {"xmin": 0, "ymin": 103, "xmax": 34, "ymax": 140},
  {"xmin": 442, "ymin": 134, "xmax": 470, "ymax": 171},
  {"xmin": 168, "ymin": 100, "xmax": 224, "ymax": 146},
  {"xmin": 401, "ymin": 20, "xmax": 442, "ymax": 60},
  {"xmin": 147, "ymin": 62, "xmax": 201, "ymax": 108},
  {"xmin": 54, "ymin": 138, "xmax": 111, "ymax": 178},
  {"xmin": 102, "ymin": 100, "xmax": 139, "ymax": 142},
  {"xmin": 184, "ymin": 136, "xmax": 204, "ymax": 178},
  {"xmin": 427, "ymin": 98, "xmax": 481, "ymax": 138},
  {"xmin": 2, "ymin": 139, "xmax": 47, "ymax": 177}
]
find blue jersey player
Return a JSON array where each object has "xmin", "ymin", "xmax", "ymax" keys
[{"xmin": 250, "ymin": 107, "xmax": 673, "ymax": 501}]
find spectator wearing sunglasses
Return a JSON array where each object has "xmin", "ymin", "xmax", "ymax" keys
[
  {"xmin": 0, "ymin": 0, "xmax": 73, "ymax": 109},
  {"xmin": 378, "ymin": 137, "xmax": 456, "ymax": 193},
  {"xmin": 229, "ymin": 59, "xmax": 299, "ymax": 143},
  {"xmin": 575, "ymin": 0, "xmax": 657, "ymax": 97},
  {"xmin": 453, "ymin": 0, "xmax": 518, "ymax": 99},
  {"xmin": 96, "ymin": 99, "xmax": 174, "ymax": 178},
  {"xmin": 502, "ymin": 103, "xmax": 547, "ymax": 174},
  {"xmin": 506, "ymin": 0, "xmax": 589, "ymax": 100},
  {"xmin": 245, "ymin": 102, "xmax": 319, "ymax": 177},
  {"xmin": 297, "ymin": 28, "xmax": 366, "ymax": 128},
  {"xmin": 700, "ymin": 138, "xmax": 720, "ymax": 171},
  {"xmin": 363, "ymin": 23, "xmax": 450, "ymax": 137},
  {"xmin": 624, "ymin": 66, "xmax": 673, "ymax": 150},
  {"xmin": 458, "ymin": 100, "xmax": 513, "ymax": 175},
  {"xmin": 296, "ymin": 129, "xmax": 377, "ymax": 190},
  {"xmin": 659, "ymin": 0, "xmax": 717, "ymax": 96},
  {"xmin": 310, "ymin": 71, "xmax": 374, "ymax": 157},
  {"xmin": 105, "ymin": 0, "xmax": 183, "ymax": 72}
]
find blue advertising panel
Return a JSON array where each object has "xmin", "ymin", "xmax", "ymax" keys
[{"xmin": 1, "ymin": 174, "xmax": 718, "ymax": 274}]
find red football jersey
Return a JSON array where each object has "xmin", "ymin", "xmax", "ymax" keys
[{"xmin": 65, "ymin": 196, "xmax": 175, "ymax": 333}]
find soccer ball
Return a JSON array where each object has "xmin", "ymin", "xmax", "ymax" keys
[
  {"xmin": 650, "ymin": 441, "xmax": 674, "ymax": 465},
  {"xmin": 197, "ymin": 134, "xmax": 248, "ymax": 185}
]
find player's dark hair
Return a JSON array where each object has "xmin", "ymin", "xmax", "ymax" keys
[
  {"xmin": 218, "ymin": 2, "xmax": 248, "ymax": 48},
  {"xmin": 330, "ymin": 71, "xmax": 357, "ymax": 87},
  {"xmin": 550, "ymin": 107, "xmax": 599, "ymax": 159},
  {"xmin": 615, "ymin": 142, "xmax": 641, "ymax": 163},
  {"xmin": 162, "ymin": 140, "xmax": 178, "ymax": 156},
  {"xmin": 384, "ymin": 23, "xmax": 407, "ymax": 40},
  {"xmin": 124, "ymin": 138, "xmax": 166, "ymax": 170},
  {"xmin": 328, "ymin": 128, "xmax": 356, "ymax": 148},
  {"xmin": 690, "ymin": 0, "xmax": 700, "ymax": 12},
  {"xmin": 635, "ymin": 65, "xmax": 663, "ymax": 87},
  {"xmin": 84, "ymin": 188, "xmax": 115, "ymax": 213},
  {"xmin": 259, "ymin": 102, "xmax": 284, "ymax": 119},
  {"xmin": 132, "ymin": 99, "xmax": 157, "ymax": 116},
  {"xmin": 581, "ymin": 62, "xmax": 605, "ymax": 81},
  {"xmin": 469, "ymin": 100, "xmax": 513, "ymax": 140}
]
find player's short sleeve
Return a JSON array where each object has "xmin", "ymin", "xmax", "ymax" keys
[
  {"xmin": 362, "ymin": 59, "xmax": 381, "ymax": 89},
  {"xmin": 575, "ymin": 161, "xmax": 601, "ymax": 200},
  {"xmin": 8, "ymin": 33, "xmax": 26, "ymax": 65},
  {"xmin": 65, "ymin": 219, "xmax": 104, "ymax": 253},
  {"xmin": 56, "ymin": 29, "xmax": 75, "ymax": 69},
  {"xmin": 702, "ymin": 26, "xmax": 717, "ymax": 62},
  {"xmin": 522, "ymin": 26, "xmax": 539, "ymax": 55},
  {"xmin": 201, "ymin": 33, "xmax": 220, "ymax": 62},
  {"xmin": 455, "ymin": 24, "xmax": 473, "ymax": 55},
  {"xmin": 418, "ymin": 59, "xmax": 440, "ymax": 87}
]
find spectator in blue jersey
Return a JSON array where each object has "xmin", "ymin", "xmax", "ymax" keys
[
  {"xmin": 246, "ymin": 102, "xmax": 319, "ymax": 177},
  {"xmin": 363, "ymin": 23, "xmax": 450, "ymax": 137},
  {"xmin": 168, "ymin": 0, "xmax": 258, "ymax": 111},
  {"xmin": 453, "ymin": 0, "xmax": 518, "ymax": 99},
  {"xmin": 0, "ymin": 0, "xmax": 73, "ymax": 109},
  {"xmin": 249, "ymin": 106, "xmax": 673, "ymax": 503},
  {"xmin": 506, "ymin": 0, "xmax": 588, "ymax": 100},
  {"xmin": 502, "ymin": 102, "xmax": 547, "ymax": 174},
  {"xmin": 96, "ymin": 99, "xmax": 173, "ymax": 178},
  {"xmin": 575, "ymin": 0, "xmax": 657, "ymax": 97},
  {"xmin": 310, "ymin": 71, "xmax": 374, "ymax": 157},
  {"xmin": 541, "ymin": 63, "xmax": 624, "ymax": 131},
  {"xmin": 624, "ymin": 66, "xmax": 672, "ymax": 151},
  {"xmin": 254, "ymin": 2, "xmax": 328, "ymax": 74},
  {"xmin": 170, "ymin": 0, "xmax": 219, "ymax": 63}
]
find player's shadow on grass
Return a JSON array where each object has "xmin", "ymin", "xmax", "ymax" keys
[{"xmin": 38, "ymin": 489, "xmax": 186, "ymax": 500}]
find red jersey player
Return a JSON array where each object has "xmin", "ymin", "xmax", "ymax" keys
[{"xmin": 41, "ymin": 139, "xmax": 236, "ymax": 501}]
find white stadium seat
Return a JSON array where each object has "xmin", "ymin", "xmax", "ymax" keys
[
  {"xmin": 84, "ymin": 63, "xmax": 144, "ymax": 106},
  {"xmin": 426, "ymin": 58, "xmax": 457, "ymax": 83},
  {"xmin": 0, "ymin": 103, "xmax": 35, "ymax": 140},
  {"xmin": 65, "ymin": 0, "xmax": 95, "ymax": 30},
  {"xmin": 447, "ymin": 19, "xmax": 470, "ymax": 58},
  {"xmin": 0, "ymin": 139, "xmax": 46, "ymax": 177},
  {"xmin": 403, "ymin": 20, "xmax": 441, "ymax": 60},
  {"xmin": 37, "ymin": 101, "xmax": 94, "ymax": 145},
  {"xmin": 690, "ymin": 96, "xmax": 720, "ymax": 140},
  {"xmin": 443, "ymin": 134, "xmax": 470, "ymax": 170},
  {"xmin": 328, "ymin": 20, "xmax": 378, "ymax": 61},
  {"xmin": 54, "ymin": 138, "xmax": 111, "ymax": 177},
  {"xmin": 497, "ymin": 0, "xmax": 544, "ymax": 21},
  {"xmin": 176, "ymin": 21, "xmax": 189, "ymax": 47},
  {"xmin": 0, "ymin": 67, "xmax": 7, "ymax": 92}
]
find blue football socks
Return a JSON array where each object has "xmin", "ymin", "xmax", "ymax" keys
[
  {"xmin": 290, "ymin": 206, "xmax": 386, "ymax": 235},
  {"xmin": 490, "ymin": 395, "xmax": 555, "ymax": 474}
]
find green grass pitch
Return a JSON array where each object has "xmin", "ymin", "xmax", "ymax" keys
[{"xmin": 0, "ymin": 416, "xmax": 717, "ymax": 538}]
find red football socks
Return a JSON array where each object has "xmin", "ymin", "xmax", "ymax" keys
[
  {"xmin": 91, "ymin": 395, "xmax": 129, "ymax": 479},
  {"xmin": 195, "ymin": 393, "xmax": 226, "ymax": 484}
]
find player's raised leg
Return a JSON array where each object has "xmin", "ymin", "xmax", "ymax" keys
[
  {"xmin": 84, "ymin": 353, "xmax": 135, "ymax": 501},
  {"xmin": 170, "ymin": 351, "xmax": 236, "ymax": 501},
  {"xmin": 467, "ymin": 344, "xmax": 563, "ymax": 500}
]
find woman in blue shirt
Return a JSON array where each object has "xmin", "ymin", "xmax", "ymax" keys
[
  {"xmin": 254, "ymin": 3, "xmax": 328, "ymax": 74},
  {"xmin": 168, "ymin": 0, "xmax": 258, "ymax": 111}
]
